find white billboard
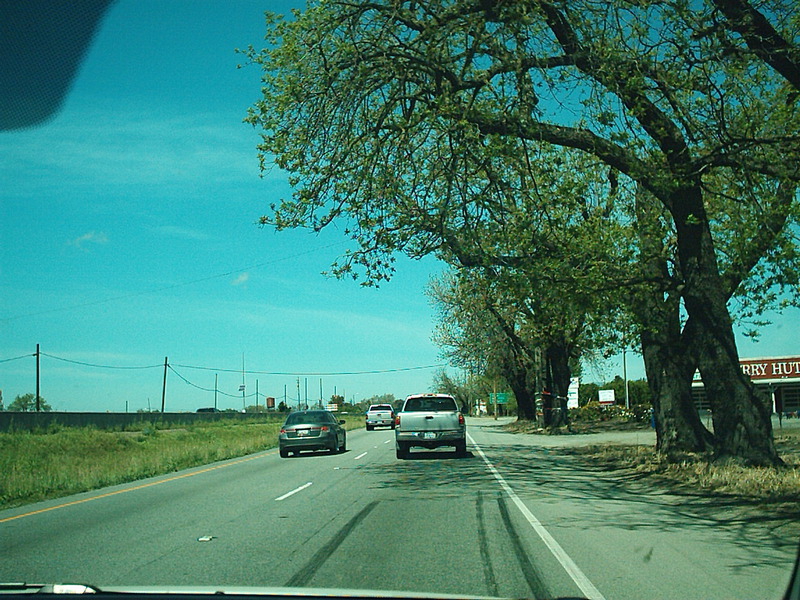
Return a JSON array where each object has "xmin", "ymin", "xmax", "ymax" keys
[{"xmin": 568, "ymin": 377, "xmax": 579, "ymax": 409}]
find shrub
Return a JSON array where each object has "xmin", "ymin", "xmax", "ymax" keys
[{"xmin": 570, "ymin": 402, "xmax": 648, "ymax": 423}]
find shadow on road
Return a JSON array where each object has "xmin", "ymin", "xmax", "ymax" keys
[
  {"xmin": 365, "ymin": 440, "xmax": 800, "ymax": 568},
  {"xmin": 397, "ymin": 450, "xmax": 475, "ymax": 460}
]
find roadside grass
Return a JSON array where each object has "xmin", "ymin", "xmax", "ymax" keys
[
  {"xmin": 571, "ymin": 440, "xmax": 800, "ymax": 501},
  {"xmin": 0, "ymin": 416, "xmax": 364, "ymax": 510}
]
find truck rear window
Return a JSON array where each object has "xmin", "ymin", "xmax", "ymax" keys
[{"xmin": 404, "ymin": 397, "xmax": 457, "ymax": 412}]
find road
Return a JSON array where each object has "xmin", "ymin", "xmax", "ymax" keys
[{"xmin": 1, "ymin": 418, "xmax": 797, "ymax": 599}]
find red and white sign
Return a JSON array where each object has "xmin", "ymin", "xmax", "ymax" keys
[
  {"xmin": 598, "ymin": 389, "xmax": 616, "ymax": 405},
  {"xmin": 740, "ymin": 357, "xmax": 800, "ymax": 380}
]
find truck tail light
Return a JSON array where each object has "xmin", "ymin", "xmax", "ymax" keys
[
  {"xmin": 458, "ymin": 413, "xmax": 465, "ymax": 426},
  {"xmin": 395, "ymin": 414, "xmax": 401, "ymax": 427}
]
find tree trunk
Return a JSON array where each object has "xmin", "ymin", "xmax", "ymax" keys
[
  {"xmin": 506, "ymin": 369, "xmax": 538, "ymax": 421},
  {"xmin": 640, "ymin": 324, "xmax": 714, "ymax": 455},
  {"xmin": 634, "ymin": 189, "xmax": 713, "ymax": 455},
  {"xmin": 671, "ymin": 184, "xmax": 780, "ymax": 466},
  {"xmin": 546, "ymin": 342, "xmax": 571, "ymax": 428},
  {"xmin": 499, "ymin": 348, "xmax": 539, "ymax": 421},
  {"xmin": 694, "ymin": 318, "xmax": 779, "ymax": 465}
]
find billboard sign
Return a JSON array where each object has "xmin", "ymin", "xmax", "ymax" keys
[
  {"xmin": 567, "ymin": 378, "xmax": 579, "ymax": 409},
  {"xmin": 740, "ymin": 357, "xmax": 800, "ymax": 380}
]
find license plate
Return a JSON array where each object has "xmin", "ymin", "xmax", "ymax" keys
[
  {"xmin": 297, "ymin": 430, "xmax": 308, "ymax": 436},
  {"xmin": 423, "ymin": 432, "xmax": 436, "ymax": 440}
]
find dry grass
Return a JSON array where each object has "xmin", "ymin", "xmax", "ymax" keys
[{"xmin": 566, "ymin": 426, "xmax": 800, "ymax": 503}]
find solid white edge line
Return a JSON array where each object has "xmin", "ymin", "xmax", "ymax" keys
[
  {"xmin": 354, "ymin": 452, "xmax": 368, "ymax": 460},
  {"xmin": 468, "ymin": 433, "xmax": 606, "ymax": 600},
  {"xmin": 275, "ymin": 482, "xmax": 313, "ymax": 501}
]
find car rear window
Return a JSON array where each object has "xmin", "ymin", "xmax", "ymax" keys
[
  {"xmin": 284, "ymin": 411, "xmax": 331, "ymax": 425},
  {"xmin": 404, "ymin": 397, "xmax": 457, "ymax": 412}
]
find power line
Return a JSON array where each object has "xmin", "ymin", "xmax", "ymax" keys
[
  {"xmin": 4, "ymin": 350, "xmax": 443, "ymax": 409},
  {"xmin": 170, "ymin": 362, "xmax": 445, "ymax": 376},
  {"xmin": 4, "ymin": 351, "xmax": 443, "ymax": 376},
  {"xmin": 1, "ymin": 242, "xmax": 346, "ymax": 323},
  {"xmin": 168, "ymin": 365, "xmax": 244, "ymax": 398},
  {"xmin": 40, "ymin": 352, "xmax": 163, "ymax": 370},
  {"xmin": 0, "ymin": 353, "xmax": 33, "ymax": 364}
]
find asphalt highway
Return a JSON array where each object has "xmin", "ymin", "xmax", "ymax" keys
[{"xmin": 1, "ymin": 419, "xmax": 797, "ymax": 600}]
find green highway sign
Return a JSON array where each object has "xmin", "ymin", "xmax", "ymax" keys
[{"xmin": 490, "ymin": 392, "xmax": 510, "ymax": 404}]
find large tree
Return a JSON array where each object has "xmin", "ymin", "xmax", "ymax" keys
[
  {"xmin": 429, "ymin": 268, "xmax": 545, "ymax": 422},
  {"xmin": 246, "ymin": 1, "xmax": 800, "ymax": 464}
]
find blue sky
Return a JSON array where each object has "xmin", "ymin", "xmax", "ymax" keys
[
  {"xmin": 0, "ymin": 0, "xmax": 449, "ymax": 412},
  {"xmin": 1, "ymin": 0, "xmax": 797, "ymax": 413}
]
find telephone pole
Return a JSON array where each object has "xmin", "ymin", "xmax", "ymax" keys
[
  {"xmin": 161, "ymin": 356, "xmax": 168, "ymax": 413},
  {"xmin": 35, "ymin": 343, "xmax": 40, "ymax": 412}
]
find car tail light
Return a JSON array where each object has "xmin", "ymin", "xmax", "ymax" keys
[
  {"xmin": 280, "ymin": 428, "xmax": 286, "ymax": 434},
  {"xmin": 458, "ymin": 413, "xmax": 465, "ymax": 426},
  {"xmin": 320, "ymin": 426, "xmax": 329, "ymax": 431}
]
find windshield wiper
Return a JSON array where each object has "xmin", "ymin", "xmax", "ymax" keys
[{"xmin": 0, "ymin": 583, "xmax": 98, "ymax": 594}]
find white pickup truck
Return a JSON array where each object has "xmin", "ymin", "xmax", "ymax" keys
[
  {"xmin": 394, "ymin": 393, "xmax": 466, "ymax": 459},
  {"xmin": 365, "ymin": 404, "xmax": 395, "ymax": 430}
]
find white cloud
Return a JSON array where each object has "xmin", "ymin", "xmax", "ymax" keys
[
  {"xmin": 69, "ymin": 231, "xmax": 109, "ymax": 250},
  {"xmin": 150, "ymin": 225, "xmax": 212, "ymax": 241},
  {"xmin": 231, "ymin": 272, "xmax": 250, "ymax": 286}
]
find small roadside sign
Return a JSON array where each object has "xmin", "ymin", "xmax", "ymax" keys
[{"xmin": 598, "ymin": 389, "xmax": 616, "ymax": 405}]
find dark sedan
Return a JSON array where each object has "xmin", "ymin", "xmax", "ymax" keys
[{"xmin": 278, "ymin": 410, "xmax": 347, "ymax": 458}]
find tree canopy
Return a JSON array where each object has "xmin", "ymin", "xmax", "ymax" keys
[{"xmin": 245, "ymin": 0, "xmax": 800, "ymax": 464}]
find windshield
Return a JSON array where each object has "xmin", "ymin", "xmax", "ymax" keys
[{"xmin": 2, "ymin": 2, "xmax": 800, "ymax": 600}]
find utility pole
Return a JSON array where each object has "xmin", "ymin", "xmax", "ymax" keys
[
  {"xmin": 241, "ymin": 353, "xmax": 246, "ymax": 411},
  {"xmin": 493, "ymin": 380, "xmax": 498, "ymax": 421},
  {"xmin": 623, "ymin": 348, "xmax": 630, "ymax": 410},
  {"xmin": 161, "ymin": 356, "xmax": 168, "ymax": 413},
  {"xmin": 296, "ymin": 378, "xmax": 301, "ymax": 410},
  {"xmin": 214, "ymin": 373, "xmax": 218, "ymax": 410},
  {"xmin": 35, "ymin": 343, "xmax": 40, "ymax": 412}
]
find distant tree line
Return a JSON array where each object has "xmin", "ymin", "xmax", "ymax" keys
[{"xmin": 3, "ymin": 393, "xmax": 52, "ymax": 412}]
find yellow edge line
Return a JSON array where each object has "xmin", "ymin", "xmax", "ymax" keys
[{"xmin": 0, "ymin": 450, "xmax": 275, "ymax": 524}]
